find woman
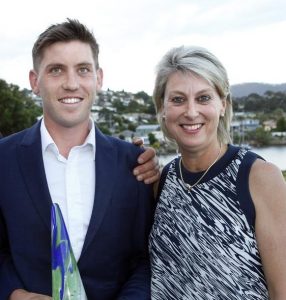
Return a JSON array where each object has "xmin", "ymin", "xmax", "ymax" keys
[{"xmin": 149, "ymin": 46, "xmax": 286, "ymax": 299}]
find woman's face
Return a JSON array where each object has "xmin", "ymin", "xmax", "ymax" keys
[{"xmin": 163, "ymin": 71, "xmax": 226, "ymax": 153}]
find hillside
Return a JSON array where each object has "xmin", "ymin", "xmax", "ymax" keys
[{"xmin": 231, "ymin": 82, "xmax": 286, "ymax": 98}]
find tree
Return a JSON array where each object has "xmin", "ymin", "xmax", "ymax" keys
[
  {"xmin": 249, "ymin": 127, "xmax": 271, "ymax": 146},
  {"xmin": 276, "ymin": 117, "xmax": 286, "ymax": 132},
  {"xmin": 148, "ymin": 132, "xmax": 158, "ymax": 146},
  {"xmin": 134, "ymin": 91, "xmax": 150, "ymax": 102},
  {"xmin": 0, "ymin": 79, "xmax": 42, "ymax": 136},
  {"xmin": 128, "ymin": 100, "xmax": 142, "ymax": 112}
]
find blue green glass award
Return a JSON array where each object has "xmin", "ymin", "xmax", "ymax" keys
[{"xmin": 51, "ymin": 203, "xmax": 87, "ymax": 300}]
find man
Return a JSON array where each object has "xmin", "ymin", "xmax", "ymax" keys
[{"xmin": 0, "ymin": 19, "xmax": 158, "ymax": 300}]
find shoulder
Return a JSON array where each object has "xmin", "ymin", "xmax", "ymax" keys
[
  {"xmin": 155, "ymin": 158, "xmax": 177, "ymax": 199},
  {"xmin": 104, "ymin": 134, "xmax": 143, "ymax": 156},
  {"xmin": 95, "ymin": 128, "xmax": 144, "ymax": 168},
  {"xmin": 0, "ymin": 127, "xmax": 33, "ymax": 151},
  {"xmin": 0, "ymin": 121, "xmax": 40, "ymax": 148},
  {"xmin": 249, "ymin": 159, "xmax": 286, "ymax": 209},
  {"xmin": 96, "ymin": 126, "xmax": 142, "ymax": 153},
  {"xmin": 250, "ymin": 159, "xmax": 284, "ymax": 187}
]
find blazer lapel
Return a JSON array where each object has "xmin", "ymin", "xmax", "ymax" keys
[
  {"xmin": 81, "ymin": 127, "xmax": 117, "ymax": 254},
  {"xmin": 16, "ymin": 121, "xmax": 52, "ymax": 230}
]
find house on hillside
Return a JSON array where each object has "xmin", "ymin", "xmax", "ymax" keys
[
  {"xmin": 135, "ymin": 124, "xmax": 161, "ymax": 145},
  {"xmin": 135, "ymin": 124, "xmax": 160, "ymax": 136},
  {"xmin": 231, "ymin": 119, "xmax": 260, "ymax": 134},
  {"xmin": 263, "ymin": 120, "xmax": 276, "ymax": 131}
]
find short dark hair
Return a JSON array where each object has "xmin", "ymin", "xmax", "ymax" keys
[{"xmin": 32, "ymin": 18, "xmax": 100, "ymax": 70}]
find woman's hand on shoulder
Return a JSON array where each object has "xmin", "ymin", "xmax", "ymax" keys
[{"xmin": 249, "ymin": 159, "xmax": 286, "ymax": 298}]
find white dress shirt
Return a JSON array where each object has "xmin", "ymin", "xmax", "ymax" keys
[{"xmin": 41, "ymin": 120, "xmax": 95, "ymax": 261}]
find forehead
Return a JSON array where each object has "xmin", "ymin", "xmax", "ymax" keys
[
  {"xmin": 165, "ymin": 71, "xmax": 213, "ymax": 93},
  {"xmin": 39, "ymin": 40, "xmax": 95, "ymax": 66}
]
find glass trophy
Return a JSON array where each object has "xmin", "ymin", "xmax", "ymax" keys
[{"xmin": 51, "ymin": 203, "xmax": 87, "ymax": 300}]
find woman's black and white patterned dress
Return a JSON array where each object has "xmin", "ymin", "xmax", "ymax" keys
[{"xmin": 149, "ymin": 145, "xmax": 269, "ymax": 299}]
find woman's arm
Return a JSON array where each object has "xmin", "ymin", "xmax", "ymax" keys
[{"xmin": 250, "ymin": 159, "xmax": 286, "ymax": 299}]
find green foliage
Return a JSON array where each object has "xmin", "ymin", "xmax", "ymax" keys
[
  {"xmin": 134, "ymin": 91, "xmax": 150, "ymax": 102},
  {"xmin": 127, "ymin": 123, "xmax": 137, "ymax": 131},
  {"xmin": 151, "ymin": 141, "xmax": 161, "ymax": 150},
  {"xmin": 134, "ymin": 91, "xmax": 156, "ymax": 114},
  {"xmin": 148, "ymin": 132, "xmax": 158, "ymax": 146},
  {"xmin": 233, "ymin": 91, "xmax": 286, "ymax": 113},
  {"xmin": 128, "ymin": 100, "xmax": 142, "ymax": 112},
  {"xmin": 0, "ymin": 79, "xmax": 42, "ymax": 136},
  {"xmin": 97, "ymin": 124, "xmax": 111, "ymax": 135},
  {"xmin": 144, "ymin": 102, "xmax": 156, "ymax": 115},
  {"xmin": 112, "ymin": 99, "xmax": 126, "ymax": 113},
  {"xmin": 276, "ymin": 117, "xmax": 286, "ymax": 131},
  {"xmin": 247, "ymin": 127, "xmax": 271, "ymax": 146}
]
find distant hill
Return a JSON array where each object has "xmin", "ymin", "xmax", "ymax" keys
[{"xmin": 230, "ymin": 82, "xmax": 286, "ymax": 98}]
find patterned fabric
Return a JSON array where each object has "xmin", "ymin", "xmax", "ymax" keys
[{"xmin": 149, "ymin": 145, "xmax": 269, "ymax": 299}]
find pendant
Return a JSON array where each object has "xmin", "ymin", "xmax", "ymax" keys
[{"xmin": 186, "ymin": 183, "xmax": 192, "ymax": 190}]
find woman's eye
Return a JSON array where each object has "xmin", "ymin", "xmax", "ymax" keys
[
  {"xmin": 197, "ymin": 95, "xmax": 211, "ymax": 103},
  {"xmin": 171, "ymin": 96, "xmax": 184, "ymax": 104}
]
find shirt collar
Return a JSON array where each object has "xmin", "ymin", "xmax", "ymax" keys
[
  {"xmin": 40, "ymin": 118, "xmax": 96, "ymax": 159},
  {"xmin": 84, "ymin": 120, "xmax": 96, "ymax": 158}
]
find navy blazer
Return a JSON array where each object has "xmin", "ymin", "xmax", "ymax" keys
[{"xmin": 0, "ymin": 121, "xmax": 154, "ymax": 300}]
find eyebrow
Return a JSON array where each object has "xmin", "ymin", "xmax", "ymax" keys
[
  {"xmin": 76, "ymin": 62, "xmax": 93, "ymax": 67},
  {"xmin": 167, "ymin": 88, "xmax": 214, "ymax": 95},
  {"xmin": 45, "ymin": 62, "xmax": 94, "ymax": 68},
  {"xmin": 167, "ymin": 90, "xmax": 185, "ymax": 96},
  {"xmin": 45, "ymin": 63, "xmax": 63, "ymax": 69}
]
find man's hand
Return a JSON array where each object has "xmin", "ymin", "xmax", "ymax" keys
[
  {"xmin": 9, "ymin": 289, "xmax": 52, "ymax": 300},
  {"xmin": 132, "ymin": 137, "xmax": 160, "ymax": 184}
]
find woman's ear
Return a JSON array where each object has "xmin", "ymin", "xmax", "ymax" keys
[{"xmin": 220, "ymin": 97, "xmax": 227, "ymax": 116}]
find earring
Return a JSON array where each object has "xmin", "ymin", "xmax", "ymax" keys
[{"xmin": 220, "ymin": 112, "xmax": 225, "ymax": 117}]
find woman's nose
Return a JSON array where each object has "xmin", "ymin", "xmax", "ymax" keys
[{"xmin": 184, "ymin": 100, "xmax": 199, "ymax": 118}]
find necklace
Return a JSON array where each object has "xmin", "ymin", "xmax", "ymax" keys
[{"xmin": 179, "ymin": 145, "xmax": 222, "ymax": 191}]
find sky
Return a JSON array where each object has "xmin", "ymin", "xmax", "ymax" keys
[{"xmin": 1, "ymin": 0, "xmax": 286, "ymax": 95}]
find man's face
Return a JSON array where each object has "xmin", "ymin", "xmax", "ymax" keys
[{"xmin": 29, "ymin": 40, "xmax": 102, "ymax": 130}]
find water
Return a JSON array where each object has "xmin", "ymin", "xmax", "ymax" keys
[
  {"xmin": 159, "ymin": 145, "xmax": 286, "ymax": 170},
  {"xmin": 251, "ymin": 146, "xmax": 286, "ymax": 170}
]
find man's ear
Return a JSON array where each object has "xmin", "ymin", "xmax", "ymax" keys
[
  {"xmin": 29, "ymin": 69, "xmax": 40, "ymax": 95},
  {"xmin": 96, "ymin": 68, "xmax": 103, "ymax": 92}
]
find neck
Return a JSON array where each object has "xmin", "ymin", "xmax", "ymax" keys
[
  {"xmin": 180, "ymin": 143, "xmax": 226, "ymax": 172},
  {"xmin": 44, "ymin": 120, "xmax": 91, "ymax": 158}
]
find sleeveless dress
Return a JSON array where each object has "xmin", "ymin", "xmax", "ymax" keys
[{"xmin": 149, "ymin": 145, "xmax": 269, "ymax": 299}]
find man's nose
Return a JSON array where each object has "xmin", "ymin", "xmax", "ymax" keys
[{"xmin": 62, "ymin": 71, "xmax": 80, "ymax": 90}]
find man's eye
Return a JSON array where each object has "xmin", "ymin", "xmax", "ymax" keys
[
  {"xmin": 78, "ymin": 67, "xmax": 89, "ymax": 74},
  {"xmin": 50, "ymin": 67, "xmax": 62, "ymax": 75},
  {"xmin": 171, "ymin": 96, "xmax": 184, "ymax": 104}
]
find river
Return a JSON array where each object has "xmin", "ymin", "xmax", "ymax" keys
[{"xmin": 159, "ymin": 145, "xmax": 286, "ymax": 170}]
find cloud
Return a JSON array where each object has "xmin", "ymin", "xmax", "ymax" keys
[{"xmin": 1, "ymin": 0, "xmax": 286, "ymax": 94}]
